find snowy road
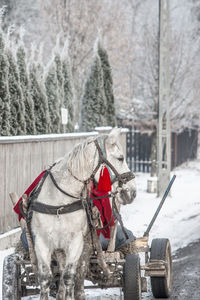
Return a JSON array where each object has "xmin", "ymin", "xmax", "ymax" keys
[
  {"xmin": 171, "ymin": 239, "xmax": 200, "ymax": 300},
  {"xmin": 1, "ymin": 160, "xmax": 200, "ymax": 299}
]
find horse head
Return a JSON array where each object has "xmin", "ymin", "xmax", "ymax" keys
[
  {"xmin": 66, "ymin": 127, "xmax": 136, "ymax": 205},
  {"xmin": 101, "ymin": 127, "xmax": 136, "ymax": 205}
]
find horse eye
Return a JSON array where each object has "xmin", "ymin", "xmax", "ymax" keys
[{"xmin": 118, "ymin": 155, "xmax": 124, "ymax": 162}]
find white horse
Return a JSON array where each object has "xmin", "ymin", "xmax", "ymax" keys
[{"xmin": 31, "ymin": 128, "xmax": 136, "ymax": 300}]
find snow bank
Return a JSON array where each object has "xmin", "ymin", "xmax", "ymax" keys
[{"xmin": 121, "ymin": 160, "xmax": 200, "ymax": 252}]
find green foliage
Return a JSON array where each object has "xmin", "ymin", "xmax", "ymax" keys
[
  {"xmin": 45, "ymin": 63, "xmax": 61, "ymax": 133},
  {"xmin": 7, "ymin": 49, "xmax": 26, "ymax": 135},
  {"xmin": 62, "ymin": 57, "xmax": 74, "ymax": 132},
  {"xmin": 0, "ymin": 32, "xmax": 10, "ymax": 136},
  {"xmin": 81, "ymin": 54, "xmax": 106, "ymax": 131},
  {"xmin": 29, "ymin": 63, "xmax": 49, "ymax": 134},
  {"xmin": 98, "ymin": 43, "xmax": 117, "ymax": 127},
  {"xmin": 17, "ymin": 45, "xmax": 36, "ymax": 135}
]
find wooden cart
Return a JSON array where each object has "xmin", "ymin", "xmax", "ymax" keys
[{"xmin": 2, "ymin": 236, "xmax": 172, "ymax": 300}]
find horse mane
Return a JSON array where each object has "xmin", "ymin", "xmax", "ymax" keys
[{"xmin": 53, "ymin": 135, "xmax": 107, "ymax": 178}]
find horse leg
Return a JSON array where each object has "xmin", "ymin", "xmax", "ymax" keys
[
  {"xmin": 74, "ymin": 263, "xmax": 85, "ymax": 300},
  {"xmin": 63, "ymin": 234, "xmax": 85, "ymax": 300},
  {"xmin": 54, "ymin": 250, "xmax": 67, "ymax": 300},
  {"xmin": 35, "ymin": 240, "xmax": 52, "ymax": 300}
]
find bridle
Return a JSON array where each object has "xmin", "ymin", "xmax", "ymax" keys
[{"xmin": 92, "ymin": 138, "xmax": 135, "ymax": 187}]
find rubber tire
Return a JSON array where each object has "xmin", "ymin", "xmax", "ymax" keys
[
  {"xmin": 123, "ymin": 253, "xmax": 141, "ymax": 300},
  {"xmin": 150, "ymin": 238, "xmax": 172, "ymax": 298},
  {"xmin": 2, "ymin": 253, "xmax": 21, "ymax": 300}
]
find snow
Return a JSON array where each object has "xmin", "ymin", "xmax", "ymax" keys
[
  {"xmin": 0, "ymin": 132, "xmax": 98, "ymax": 143},
  {"xmin": 0, "ymin": 227, "xmax": 21, "ymax": 239},
  {"xmin": 1, "ymin": 159, "xmax": 200, "ymax": 299},
  {"xmin": 121, "ymin": 160, "xmax": 200, "ymax": 251},
  {"xmin": 0, "ymin": 128, "xmax": 128, "ymax": 144}
]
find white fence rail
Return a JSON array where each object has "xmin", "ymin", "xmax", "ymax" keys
[{"xmin": 0, "ymin": 129, "xmax": 127, "ymax": 234}]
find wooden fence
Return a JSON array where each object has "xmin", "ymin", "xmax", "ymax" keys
[
  {"xmin": 126, "ymin": 127, "xmax": 152, "ymax": 172},
  {"xmin": 126, "ymin": 126, "xmax": 198, "ymax": 172},
  {"xmin": 171, "ymin": 129, "xmax": 198, "ymax": 167},
  {"xmin": 0, "ymin": 129, "xmax": 127, "ymax": 234}
]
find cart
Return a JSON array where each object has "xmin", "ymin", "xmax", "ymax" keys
[
  {"xmin": 2, "ymin": 237, "xmax": 172, "ymax": 300},
  {"xmin": 2, "ymin": 176, "xmax": 176, "ymax": 300}
]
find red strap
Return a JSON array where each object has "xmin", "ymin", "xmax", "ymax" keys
[{"xmin": 13, "ymin": 170, "xmax": 46, "ymax": 221}]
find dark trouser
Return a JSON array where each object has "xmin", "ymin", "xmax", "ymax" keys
[{"xmin": 99, "ymin": 225, "xmax": 136, "ymax": 251}]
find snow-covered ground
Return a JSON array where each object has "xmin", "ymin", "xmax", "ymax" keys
[{"xmin": 1, "ymin": 159, "xmax": 200, "ymax": 299}]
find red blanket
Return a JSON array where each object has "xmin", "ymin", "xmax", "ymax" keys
[
  {"xmin": 90, "ymin": 166, "xmax": 115, "ymax": 239},
  {"xmin": 13, "ymin": 170, "xmax": 46, "ymax": 221}
]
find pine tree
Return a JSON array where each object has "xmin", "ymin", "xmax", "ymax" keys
[
  {"xmin": 17, "ymin": 45, "xmax": 36, "ymax": 134},
  {"xmin": 7, "ymin": 49, "xmax": 26, "ymax": 135},
  {"xmin": 98, "ymin": 42, "xmax": 116, "ymax": 127},
  {"xmin": 29, "ymin": 63, "xmax": 49, "ymax": 134},
  {"xmin": 54, "ymin": 53, "xmax": 63, "ymax": 132},
  {"xmin": 54, "ymin": 53, "xmax": 63, "ymax": 104},
  {"xmin": 80, "ymin": 53, "xmax": 106, "ymax": 131},
  {"xmin": 45, "ymin": 62, "xmax": 61, "ymax": 133},
  {"xmin": 0, "ymin": 32, "xmax": 11, "ymax": 136},
  {"xmin": 62, "ymin": 56, "xmax": 74, "ymax": 132}
]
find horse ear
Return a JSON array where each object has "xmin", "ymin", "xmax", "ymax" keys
[{"xmin": 107, "ymin": 127, "xmax": 121, "ymax": 145}]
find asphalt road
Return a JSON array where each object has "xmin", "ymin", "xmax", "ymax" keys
[
  {"xmin": 170, "ymin": 239, "xmax": 200, "ymax": 300},
  {"xmin": 145, "ymin": 239, "xmax": 200, "ymax": 300}
]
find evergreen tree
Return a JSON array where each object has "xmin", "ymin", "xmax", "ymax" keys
[
  {"xmin": 0, "ymin": 32, "xmax": 10, "ymax": 136},
  {"xmin": 54, "ymin": 53, "xmax": 63, "ymax": 104},
  {"xmin": 29, "ymin": 63, "xmax": 49, "ymax": 134},
  {"xmin": 17, "ymin": 45, "xmax": 36, "ymax": 134},
  {"xmin": 7, "ymin": 49, "xmax": 26, "ymax": 135},
  {"xmin": 54, "ymin": 53, "xmax": 63, "ymax": 132},
  {"xmin": 45, "ymin": 63, "xmax": 61, "ymax": 133},
  {"xmin": 80, "ymin": 53, "xmax": 106, "ymax": 131},
  {"xmin": 62, "ymin": 56, "xmax": 74, "ymax": 132},
  {"xmin": 98, "ymin": 42, "xmax": 116, "ymax": 127}
]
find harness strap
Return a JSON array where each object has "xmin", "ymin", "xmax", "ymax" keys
[
  {"xmin": 29, "ymin": 194, "xmax": 112, "ymax": 216},
  {"xmin": 113, "ymin": 199, "xmax": 129, "ymax": 240},
  {"xmin": 47, "ymin": 170, "xmax": 79, "ymax": 199},
  {"xmin": 29, "ymin": 200, "xmax": 83, "ymax": 215}
]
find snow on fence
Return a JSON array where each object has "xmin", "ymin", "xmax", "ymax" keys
[{"xmin": 0, "ymin": 129, "xmax": 128, "ymax": 235}]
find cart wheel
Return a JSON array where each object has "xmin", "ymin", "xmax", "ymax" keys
[
  {"xmin": 2, "ymin": 253, "xmax": 21, "ymax": 300},
  {"xmin": 123, "ymin": 254, "xmax": 141, "ymax": 300},
  {"xmin": 150, "ymin": 238, "xmax": 172, "ymax": 298}
]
